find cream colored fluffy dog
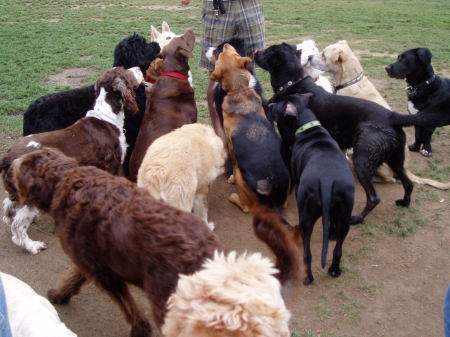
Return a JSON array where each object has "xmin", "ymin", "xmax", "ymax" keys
[
  {"xmin": 162, "ymin": 251, "xmax": 291, "ymax": 337},
  {"xmin": 137, "ymin": 123, "xmax": 226, "ymax": 230},
  {"xmin": 1, "ymin": 272, "xmax": 76, "ymax": 337}
]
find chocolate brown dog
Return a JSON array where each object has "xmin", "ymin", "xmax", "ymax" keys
[{"xmin": 129, "ymin": 29, "xmax": 197, "ymax": 181}]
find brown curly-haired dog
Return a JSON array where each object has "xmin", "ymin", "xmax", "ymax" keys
[{"xmin": 12, "ymin": 148, "xmax": 302, "ymax": 337}]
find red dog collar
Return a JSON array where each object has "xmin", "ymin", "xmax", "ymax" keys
[
  {"xmin": 144, "ymin": 76, "xmax": 156, "ymax": 84},
  {"xmin": 160, "ymin": 72, "xmax": 189, "ymax": 81}
]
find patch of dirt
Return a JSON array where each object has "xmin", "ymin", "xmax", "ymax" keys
[
  {"xmin": 79, "ymin": 55, "xmax": 93, "ymax": 60},
  {"xmin": 45, "ymin": 67, "xmax": 97, "ymax": 88},
  {"xmin": 354, "ymin": 49, "xmax": 398, "ymax": 59}
]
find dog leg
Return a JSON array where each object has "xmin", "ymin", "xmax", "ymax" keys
[
  {"xmin": 298, "ymin": 205, "xmax": 320, "ymax": 285},
  {"xmin": 351, "ymin": 155, "xmax": 380, "ymax": 225},
  {"xmin": 96, "ymin": 275, "xmax": 152, "ymax": 337},
  {"xmin": 328, "ymin": 219, "xmax": 350, "ymax": 278},
  {"xmin": 193, "ymin": 185, "xmax": 214, "ymax": 230},
  {"xmin": 7, "ymin": 203, "xmax": 43, "ymax": 254},
  {"xmin": 386, "ymin": 152, "xmax": 414, "ymax": 207},
  {"xmin": 48, "ymin": 268, "xmax": 87, "ymax": 304}
]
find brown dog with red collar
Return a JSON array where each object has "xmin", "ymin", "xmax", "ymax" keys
[
  {"xmin": 129, "ymin": 29, "xmax": 197, "ymax": 181},
  {"xmin": 210, "ymin": 44, "xmax": 290, "ymax": 214}
]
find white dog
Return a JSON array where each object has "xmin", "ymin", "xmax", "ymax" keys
[
  {"xmin": 137, "ymin": 123, "xmax": 226, "ymax": 230},
  {"xmin": 162, "ymin": 251, "xmax": 291, "ymax": 337},
  {"xmin": 1, "ymin": 272, "xmax": 76, "ymax": 337},
  {"xmin": 150, "ymin": 21, "xmax": 193, "ymax": 87},
  {"xmin": 296, "ymin": 39, "xmax": 333, "ymax": 93}
]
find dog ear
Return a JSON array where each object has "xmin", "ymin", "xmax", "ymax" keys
[
  {"xmin": 150, "ymin": 25, "xmax": 160, "ymax": 42},
  {"xmin": 210, "ymin": 68, "xmax": 222, "ymax": 82},
  {"xmin": 284, "ymin": 103, "xmax": 298, "ymax": 117},
  {"xmin": 240, "ymin": 56, "xmax": 253, "ymax": 70},
  {"xmin": 176, "ymin": 47, "xmax": 194, "ymax": 60},
  {"xmin": 161, "ymin": 21, "xmax": 171, "ymax": 33},
  {"xmin": 114, "ymin": 75, "xmax": 139, "ymax": 114},
  {"xmin": 415, "ymin": 48, "xmax": 433, "ymax": 73}
]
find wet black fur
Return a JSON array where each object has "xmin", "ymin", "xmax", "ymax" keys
[{"xmin": 255, "ymin": 43, "xmax": 413, "ymax": 225}]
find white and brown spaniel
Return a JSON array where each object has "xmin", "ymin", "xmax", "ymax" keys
[{"xmin": 0, "ymin": 66, "xmax": 142, "ymax": 254}]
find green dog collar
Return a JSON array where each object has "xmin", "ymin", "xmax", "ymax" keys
[{"xmin": 295, "ymin": 120, "xmax": 321, "ymax": 135}]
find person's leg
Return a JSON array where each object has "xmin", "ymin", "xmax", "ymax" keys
[
  {"xmin": 201, "ymin": 0, "xmax": 236, "ymax": 138},
  {"xmin": 444, "ymin": 283, "xmax": 450, "ymax": 337},
  {"xmin": 235, "ymin": 0, "xmax": 265, "ymax": 65}
]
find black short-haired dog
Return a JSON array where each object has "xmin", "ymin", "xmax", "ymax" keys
[
  {"xmin": 270, "ymin": 93, "xmax": 354, "ymax": 285},
  {"xmin": 255, "ymin": 43, "xmax": 413, "ymax": 225},
  {"xmin": 22, "ymin": 34, "xmax": 160, "ymax": 176},
  {"xmin": 385, "ymin": 47, "xmax": 450, "ymax": 157}
]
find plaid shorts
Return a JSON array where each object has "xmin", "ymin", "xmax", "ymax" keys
[{"xmin": 200, "ymin": 0, "xmax": 265, "ymax": 71}]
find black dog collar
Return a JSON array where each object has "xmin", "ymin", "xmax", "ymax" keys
[
  {"xmin": 333, "ymin": 72, "xmax": 364, "ymax": 93},
  {"xmin": 406, "ymin": 74, "xmax": 436, "ymax": 97},
  {"xmin": 276, "ymin": 78, "xmax": 303, "ymax": 93}
]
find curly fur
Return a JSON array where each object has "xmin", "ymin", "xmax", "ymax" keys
[
  {"xmin": 12, "ymin": 148, "xmax": 302, "ymax": 337},
  {"xmin": 162, "ymin": 251, "xmax": 291, "ymax": 337}
]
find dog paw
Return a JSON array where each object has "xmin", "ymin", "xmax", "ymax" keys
[
  {"xmin": 227, "ymin": 174, "xmax": 235, "ymax": 184},
  {"xmin": 328, "ymin": 267, "xmax": 341, "ymax": 278},
  {"xmin": 207, "ymin": 222, "xmax": 216, "ymax": 231},
  {"xmin": 408, "ymin": 143, "xmax": 420, "ymax": 152},
  {"xmin": 303, "ymin": 275, "xmax": 314, "ymax": 286},
  {"xmin": 395, "ymin": 199, "xmax": 410, "ymax": 207},
  {"xmin": 349, "ymin": 215, "xmax": 364, "ymax": 225},
  {"xmin": 420, "ymin": 149, "xmax": 432, "ymax": 157},
  {"xmin": 27, "ymin": 241, "xmax": 47, "ymax": 255},
  {"xmin": 47, "ymin": 289, "xmax": 71, "ymax": 305}
]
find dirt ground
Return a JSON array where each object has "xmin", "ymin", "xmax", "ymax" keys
[{"xmin": 0, "ymin": 71, "xmax": 449, "ymax": 337}]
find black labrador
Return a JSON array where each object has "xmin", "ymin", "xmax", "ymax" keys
[
  {"xmin": 255, "ymin": 43, "xmax": 413, "ymax": 224},
  {"xmin": 385, "ymin": 47, "xmax": 450, "ymax": 157},
  {"xmin": 269, "ymin": 93, "xmax": 354, "ymax": 285}
]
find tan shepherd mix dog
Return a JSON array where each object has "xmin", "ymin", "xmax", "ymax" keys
[
  {"xmin": 311, "ymin": 40, "xmax": 448, "ymax": 190},
  {"xmin": 137, "ymin": 123, "xmax": 226, "ymax": 230},
  {"xmin": 211, "ymin": 45, "xmax": 272, "ymax": 212}
]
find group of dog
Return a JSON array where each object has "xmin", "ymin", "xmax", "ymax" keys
[{"xmin": 1, "ymin": 20, "xmax": 449, "ymax": 337}]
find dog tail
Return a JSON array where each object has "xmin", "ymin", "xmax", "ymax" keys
[
  {"xmin": 252, "ymin": 205, "xmax": 303, "ymax": 286},
  {"xmin": 320, "ymin": 180, "xmax": 332, "ymax": 269},
  {"xmin": 406, "ymin": 168, "xmax": 450, "ymax": 190},
  {"xmin": 389, "ymin": 111, "xmax": 443, "ymax": 128}
]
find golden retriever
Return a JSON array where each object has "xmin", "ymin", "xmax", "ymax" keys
[
  {"xmin": 162, "ymin": 251, "xmax": 291, "ymax": 337},
  {"xmin": 137, "ymin": 123, "xmax": 226, "ymax": 230}
]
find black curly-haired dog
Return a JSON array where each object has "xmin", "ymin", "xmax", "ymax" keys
[
  {"xmin": 22, "ymin": 34, "xmax": 160, "ymax": 175},
  {"xmin": 385, "ymin": 47, "xmax": 450, "ymax": 157},
  {"xmin": 255, "ymin": 43, "xmax": 413, "ymax": 225}
]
